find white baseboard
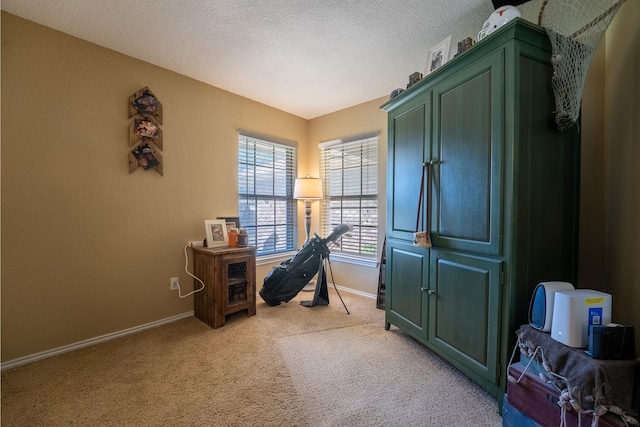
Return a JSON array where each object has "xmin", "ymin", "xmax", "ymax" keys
[
  {"xmin": 1, "ymin": 311, "xmax": 194, "ymax": 371},
  {"xmin": 333, "ymin": 284, "xmax": 377, "ymax": 299}
]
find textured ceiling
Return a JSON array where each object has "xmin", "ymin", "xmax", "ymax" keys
[{"xmin": 2, "ymin": 0, "xmax": 518, "ymax": 119}]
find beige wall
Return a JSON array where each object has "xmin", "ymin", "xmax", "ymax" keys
[
  {"xmin": 0, "ymin": 13, "xmax": 308, "ymax": 362},
  {"xmin": 256, "ymin": 97, "xmax": 390, "ymax": 295},
  {"xmin": 2, "ymin": 1, "xmax": 639, "ymax": 364},
  {"xmin": 579, "ymin": 44, "xmax": 607, "ymax": 292},
  {"xmin": 604, "ymin": 0, "xmax": 640, "ymax": 350},
  {"xmin": 306, "ymin": 98, "xmax": 389, "ymax": 296}
]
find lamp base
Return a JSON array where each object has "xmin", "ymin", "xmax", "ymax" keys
[{"xmin": 303, "ymin": 199, "xmax": 312, "ymax": 243}]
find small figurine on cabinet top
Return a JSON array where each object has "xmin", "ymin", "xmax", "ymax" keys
[
  {"xmin": 407, "ymin": 72, "xmax": 423, "ymax": 89},
  {"xmin": 455, "ymin": 37, "xmax": 475, "ymax": 57}
]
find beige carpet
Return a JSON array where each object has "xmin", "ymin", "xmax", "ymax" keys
[
  {"xmin": 1, "ymin": 288, "xmax": 502, "ymax": 426},
  {"xmin": 279, "ymin": 323, "xmax": 501, "ymax": 427}
]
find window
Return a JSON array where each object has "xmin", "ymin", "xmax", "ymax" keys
[
  {"xmin": 238, "ymin": 133, "xmax": 297, "ymax": 256},
  {"xmin": 319, "ymin": 133, "xmax": 378, "ymax": 258}
]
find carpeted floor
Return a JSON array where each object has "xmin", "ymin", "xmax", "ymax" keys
[
  {"xmin": 1, "ymin": 288, "xmax": 502, "ymax": 426},
  {"xmin": 279, "ymin": 323, "xmax": 501, "ymax": 426}
]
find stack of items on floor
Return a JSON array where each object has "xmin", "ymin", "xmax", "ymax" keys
[{"xmin": 503, "ymin": 325, "xmax": 639, "ymax": 427}]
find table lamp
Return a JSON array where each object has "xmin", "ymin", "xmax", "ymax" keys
[{"xmin": 293, "ymin": 175, "xmax": 323, "ymax": 243}]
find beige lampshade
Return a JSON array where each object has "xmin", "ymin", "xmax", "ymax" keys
[{"xmin": 293, "ymin": 176, "xmax": 323, "ymax": 200}]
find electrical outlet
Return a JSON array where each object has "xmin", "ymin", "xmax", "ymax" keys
[
  {"xmin": 188, "ymin": 241, "xmax": 204, "ymax": 247},
  {"xmin": 170, "ymin": 277, "xmax": 180, "ymax": 291}
]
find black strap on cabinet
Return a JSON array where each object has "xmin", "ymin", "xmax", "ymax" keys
[{"xmin": 415, "ymin": 162, "xmax": 431, "ymax": 236}]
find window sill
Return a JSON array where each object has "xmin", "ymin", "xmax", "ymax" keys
[
  {"xmin": 257, "ymin": 251, "xmax": 378, "ymax": 269},
  {"xmin": 256, "ymin": 251, "xmax": 297, "ymax": 266},
  {"xmin": 327, "ymin": 253, "xmax": 378, "ymax": 268}
]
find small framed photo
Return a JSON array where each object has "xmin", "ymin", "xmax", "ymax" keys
[
  {"xmin": 204, "ymin": 219, "xmax": 229, "ymax": 248},
  {"xmin": 129, "ymin": 87, "xmax": 163, "ymax": 124},
  {"xmin": 131, "ymin": 143, "xmax": 159, "ymax": 170},
  {"xmin": 130, "ymin": 116, "xmax": 163, "ymax": 149},
  {"xmin": 217, "ymin": 217, "xmax": 240, "ymax": 232},
  {"xmin": 425, "ymin": 35, "xmax": 452, "ymax": 75}
]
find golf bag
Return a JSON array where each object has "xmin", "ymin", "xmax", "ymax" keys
[{"xmin": 259, "ymin": 224, "xmax": 351, "ymax": 308}]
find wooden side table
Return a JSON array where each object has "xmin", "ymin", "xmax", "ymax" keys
[{"xmin": 191, "ymin": 246, "xmax": 256, "ymax": 328}]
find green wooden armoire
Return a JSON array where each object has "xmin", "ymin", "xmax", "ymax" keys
[{"xmin": 380, "ymin": 19, "xmax": 580, "ymax": 402}]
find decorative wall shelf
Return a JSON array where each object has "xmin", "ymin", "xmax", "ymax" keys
[{"xmin": 128, "ymin": 87, "xmax": 164, "ymax": 176}]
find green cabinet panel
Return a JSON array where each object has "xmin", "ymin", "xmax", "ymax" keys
[
  {"xmin": 381, "ymin": 19, "xmax": 580, "ymax": 403},
  {"xmin": 387, "ymin": 97, "xmax": 430, "ymax": 241},
  {"xmin": 429, "ymin": 250, "xmax": 501, "ymax": 383},
  {"xmin": 385, "ymin": 239, "xmax": 429, "ymax": 339},
  {"xmin": 432, "ymin": 51, "xmax": 504, "ymax": 255}
]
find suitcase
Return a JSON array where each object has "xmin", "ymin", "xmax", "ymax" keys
[
  {"xmin": 506, "ymin": 363, "xmax": 627, "ymax": 427},
  {"xmin": 502, "ymin": 394, "xmax": 541, "ymax": 427}
]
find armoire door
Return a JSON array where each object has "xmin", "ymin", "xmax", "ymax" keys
[
  {"xmin": 387, "ymin": 96, "xmax": 431, "ymax": 241},
  {"xmin": 430, "ymin": 51, "xmax": 504, "ymax": 256},
  {"xmin": 428, "ymin": 249, "xmax": 502, "ymax": 383},
  {"xmin": 385, "ymin": 239, "xmax": 429, "ymax": 339}
]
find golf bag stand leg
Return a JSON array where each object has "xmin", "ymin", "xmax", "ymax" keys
[
  {"xmin": 300, "ymin": 256, "xmax": 350, "ymax": 314},
  {"xmin": 325, "ymin": 256, "xmax": 350, "ymax": 314},
  {"xmin": 300, "ymin": 256, "xmax": 329, "ymax": 307}
]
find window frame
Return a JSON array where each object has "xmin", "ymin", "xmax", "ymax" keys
[
  {"xmin": 238, "ymin": 132, "xmax": 298, "ymax": 258},
  {"xmin": 319, "ymin": 132, "xmax": 379, "ymax": 263}
]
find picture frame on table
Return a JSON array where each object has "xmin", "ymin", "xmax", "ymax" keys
[
  {"xmin": 217, "ymin": 217, "xmax": 240, "ymax": 233},
  {"xmin": 204, "ymin": 219, "xmax": 229, "ymax": 248},
  {"xmin": 425, "ymin": 35, "xmax": 452, "ymax": 75}
]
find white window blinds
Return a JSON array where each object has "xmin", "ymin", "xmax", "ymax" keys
[
  {"xmin": 238, "ymin": 134, "xmax": 297, "ymax": 256},
  {"xmin": 320, "ymin": 134, "xmax": 378, "ymax": 257}
]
